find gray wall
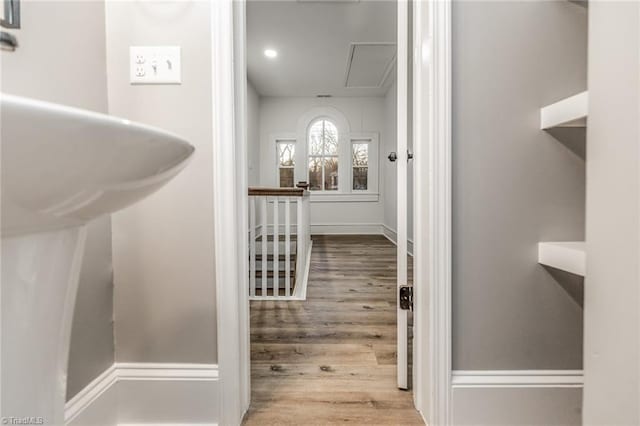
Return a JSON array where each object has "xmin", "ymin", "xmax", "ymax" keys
[
  {"xmin": 1, "ymin": 0, "xmax": 115, "ymax": 400},
  {"xmin": 452, "ymin": 1, "xmax": 586, "ymax": 370},
  {"xmin": 583, "ymin": 2, "xmax": 640, "ymax": 424},
  {"xmin": 105, "ymin": 1, "xmax": 217, "ymax": 364},
  {"xmin": 453, "ymin": 387, "xmax": 582, "ymax": 425}
]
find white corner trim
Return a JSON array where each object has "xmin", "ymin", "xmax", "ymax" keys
[
  {"xmin": 452, "ymin": 370, "xmax": 584, "ymax": 388},
  {"xmin": 64, "ymin": 363, "xmax": 220, "ymax": 425}
]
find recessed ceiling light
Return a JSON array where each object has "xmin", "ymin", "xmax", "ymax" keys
[{"xmin": 264, "ymin": 49, "xmax": 278, "ymax": 59}]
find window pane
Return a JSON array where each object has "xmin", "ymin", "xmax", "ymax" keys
[
  {"xmin": 352, "ymin": 143, "xmax": 368, "ymax": 190},
  {"xmin": 278, "ymin": 142, "xmax": 295, "ymax": 167},
  {"xmin": 352, "ymin": 143, "xmax": 368, "ymax": 166},
  {"xmin": 308, "ymin": 157, "xmax": 322, "ymax": 190},
  {"xmin": 309, "ymin": 121, "xmax": 323, "ymax": 155},
  {"xmin": 279, "ymin": 168, "xmax": 294, "ymax": 188},
  {"xmin": 323, "ymin": 121, "xmax": 338, "ymax": 155},
  {"xmin": 308, "ymin": 119, "xmax": 339, "ymax": 191},
  {"xmin": 353, "ymin": 167, "xmax": 368, "ymax": 190},
  {"xmin": 324, "ymin": 157, "xmax": 338, "ymax": 191}
]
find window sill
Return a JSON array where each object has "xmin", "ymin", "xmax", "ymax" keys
[{"xmin": 309, "ymin": 192, "xmax": 379, "ymax": 203}]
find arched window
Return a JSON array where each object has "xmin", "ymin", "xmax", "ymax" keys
[{"xmin": 308, "ymin": 119, "xmax": 339, "ymax": 191}]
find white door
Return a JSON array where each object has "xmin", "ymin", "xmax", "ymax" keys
[{"xmin": 396, "ymin": 0, "xmax": 410, "ymax": 390}]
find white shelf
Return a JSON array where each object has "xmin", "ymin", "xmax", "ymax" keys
[
  {"xmin": 538, "ymin": 241, "xmax": 586, "ymax": 276},
  {"xmin": 540, "ymin": 91, "xmax": 588, "ymax": 130}
]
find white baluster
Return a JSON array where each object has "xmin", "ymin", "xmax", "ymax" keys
[
  {"xmin": 260, "ymin": 196, "xmax": 267, "ymax": 296},
  {"xmin": 285, "ymin": 198, "xmax": 291, "ymax": 297},
  {"xmin": 301, "ymin": 194, "xmax": 309, "ymax": 275},
  {"xmin": 273, "ymin": 197, "xmax": 279, "ymax": 297},
  {"xmin": 296, "ymin": 197, "xmax": 304, "ymax": 286},
  {"xmin": 249, "ymin": 197, "xmax": 256, "ymax": 297}
]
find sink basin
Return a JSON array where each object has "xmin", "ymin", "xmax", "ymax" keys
[
  {"xmin": 1, "ymin": 94, "xmax": 194, "ymax": 236},
  {"xmin": 0, "ymin": 94, "xmax": 195, "ymax": 424}
]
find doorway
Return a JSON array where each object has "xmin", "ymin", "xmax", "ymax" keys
[
  {"xmin": 240, "ymin": 0, "xmax": 419, "ymax": 423},
  {"xmin": 212, "ymin": 0, "xmax": 453, "ymax": 424}
]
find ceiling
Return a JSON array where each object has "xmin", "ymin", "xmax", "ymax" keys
[{"xmin": 247, "ymin": 0, "xmax": 397, "ymax": 97}]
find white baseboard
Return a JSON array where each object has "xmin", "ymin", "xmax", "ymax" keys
[
  {"xmin": 254, "ymin": 223, "xmax": 383, "ymax": 236},
  {"xmin": 65, "ymin": 363, "xmax": 219, "ymax": 426},
  {"xmin": 254, "ymin": 222, "xmax": 412, "ymax": 238},
  {"xmin": 381, "ymin": 224, "xmax": 414, "ymax": 256},
  {"xmin": 451, "ymin": 370, "xmax": 583, "ymax": 425},
  {"xmin": 310, "ymin": 223, "xmax": 383, "ymax": 235}
]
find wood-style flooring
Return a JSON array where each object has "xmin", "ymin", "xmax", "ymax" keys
[{"xmin": 243, "ymin": 235, "xmax": 422, "ymax": 425}]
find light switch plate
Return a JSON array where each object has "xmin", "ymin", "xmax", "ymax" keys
[{"xmin": 130, "ymin": 46, "xmax": 181, "ymax": 84}]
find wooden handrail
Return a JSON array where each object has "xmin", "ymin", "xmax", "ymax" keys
[{"xmin": 248, "ymin": 187, "xmax": 305, "ymax": 197}]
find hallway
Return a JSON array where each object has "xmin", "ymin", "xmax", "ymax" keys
[{"xmin": 243, "ymin": 235, "xmax": 422, "ymax": 425}]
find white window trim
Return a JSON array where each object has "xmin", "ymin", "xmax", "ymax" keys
[
  {"xmin": 273, "ymin": 134, "xmax": 297, "ymax": 188},
  {"xmin": 270, "ymin": 133, "xmax": 297, "ymax": 187},
  {"xmin": 349, "ymin": 132, "xmax": 379, "ymax": 195},
  {"xmin": 307, "ymin": 118, "xmax": 340, "ymax": 192},
  {"xmin": 293, "ymin": 107, "xmax": 379, "ymax": 202}
]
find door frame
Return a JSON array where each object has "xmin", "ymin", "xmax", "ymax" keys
[
  {"xmin": 412, "ymin": 1, "xmax": 453, "ymax": 424},
  {"xmin": 211, "ymin": 0, "xmax": 453, "ymax": 424}
]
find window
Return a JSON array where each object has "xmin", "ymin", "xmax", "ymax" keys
[
  {"xmin": 277, "ymin": 140, "xmax": 295, "ymax": 188},
  {"xmin": 288, "ymin": 107, "xmax": 378, "ymax": 201},
  {"xmin": 352, "ymin": 142, "xmax": 369, "ymax": 190},
  {"xmin": 308, "ymin": 119, "xmax": 338, "ymax": 191}
]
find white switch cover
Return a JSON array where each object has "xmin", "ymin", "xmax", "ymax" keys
[{"xmin": 130, "ymin": 46, "xmax": 181, "ymax": 84}]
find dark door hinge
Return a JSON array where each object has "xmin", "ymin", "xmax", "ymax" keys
[{"xmin": 399, "ymin": 286, "xmax": 413, "ymax": 311}]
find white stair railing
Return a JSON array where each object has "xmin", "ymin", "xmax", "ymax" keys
[{"xmin": 248, "ymin": 187, "xmax": 311, "ymax": 300}]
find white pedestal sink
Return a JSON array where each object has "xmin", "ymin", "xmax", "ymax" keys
[{"xmin": 0, "ymin": 94, "xmax": 195, "ymax": 425}]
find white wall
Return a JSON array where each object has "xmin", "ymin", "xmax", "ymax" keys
[
  {"xmin": 382, "ymin": 77, "xmax": 413, "ymax": 245},
  {"xmin": 382, "ymin": 80, "xmax": 398, "ymax": 235},
  {"xmin": 583, "ymin": 2, "xmax": 640, "ymax": 424},
  {"xmin": 258, "ymin": 96, "xmax": 386, "ymax": 230},
  {"xmin": 247, "ymin": 79, "xmax": 261, "ymax": 186},
  {"xmin": 1, "ymin": 0, "xmax": 115, "ymax": 400},
  {"xmin": 105, "ymin": 1, "xmax": 217, "ymax": 363}
]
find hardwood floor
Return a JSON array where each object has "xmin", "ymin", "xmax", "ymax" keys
[{"xmin": 243, "ymin": 235, "xmax": 422, "ymax": 425}]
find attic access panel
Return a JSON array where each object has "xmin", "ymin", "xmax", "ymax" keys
[{"xmin": 344, "ymin": 42, "xmax": 396, "ymax": 89}]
